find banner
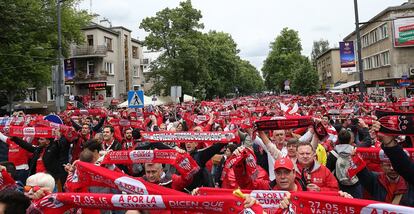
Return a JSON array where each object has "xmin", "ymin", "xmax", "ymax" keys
[
  {"xmin": 393, "ymin": 17, "xmax": 414, "ymax": 47},
  {"xmin": 66, "ymin": 161, "xmax": 186, "ymax": 195},
  {"xmin": 8, "ymin": 126, "xmax": 56, "ymax": 138},
  {"xmin": 356, "ymin": 147, "xmax": 414, "ymax": 162},
  {"xmin": 339, "ymin": 41, "xmax": 356, "ymax": 73},
  {"xmin": 290, "ymin": 191, "xmax": 414, "ymax": 213},
  {"xmin": 34, "ymin": 193, "xmax": 263, "ymax": 214},
  {"xmin": 64, "ymin": 58, "xmax": 75, "ymax": 84},
  {"xmin": 140, "ymin": 131, "xmax": 240, "ymax": 144}
]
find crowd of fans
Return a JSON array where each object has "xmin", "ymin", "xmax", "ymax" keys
[{"xmin": 0, "ymin": 92, "xmax": 413, "ymax": 213}]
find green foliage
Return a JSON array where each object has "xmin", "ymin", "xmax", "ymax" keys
[
  {"xmin": 0, "ymin": 0, "xmax": 91, "ymax": 108},
  {"xmin": 291, "ymin": 57, "xmax": 319, "ymax": 95},
  {"xmin": 262, "ymin": 28, "xmax": 303, "ymax": 92},
  {"xmin": 311, "ymin": 39, "xmax": 330, "ymax": 67},
  {"xmin": 141, "ymin": 0, "xmax": 263, "ymax": 99}
]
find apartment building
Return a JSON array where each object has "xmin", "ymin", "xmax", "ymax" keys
[
  {"xmin": 316, "ymin": 48, "xmax": 348, "ymax": 90},
  {"xmin": 68, "ymin": 23, "xmax": 144, "ymax": 102},
  {"xmin": 343, "ymin": 1, "xmax": 414, "ymax": 97}
]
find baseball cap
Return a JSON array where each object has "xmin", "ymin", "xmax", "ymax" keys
[{"xmin": 274, "ymin": 157, "xmax": 294, "ymax": 171}]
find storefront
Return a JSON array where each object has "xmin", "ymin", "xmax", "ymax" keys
[{"xmin": 366, "ymin": 78, "xmax": 413, "ymax": 98}]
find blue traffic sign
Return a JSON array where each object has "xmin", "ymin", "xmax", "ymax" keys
[{"xmin": 127, "ymin": 90, "xmax": 144, "ymax": 108}]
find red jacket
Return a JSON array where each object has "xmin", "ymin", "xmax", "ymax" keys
[{"xmin": 295, "ymin": 160, "xmax": 339, "ymax": 192}]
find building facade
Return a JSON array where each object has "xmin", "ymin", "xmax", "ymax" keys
[
  {"xmin": 316, "ymin": 48, "xmax": 348, "ymax": 90},
  {"xmin": 67, "ymin": 23, "xmax": 144, "ymax": 103},
  {"xmin": 343, "ymin": 1, "xmax": 414, "ymax": 97}
]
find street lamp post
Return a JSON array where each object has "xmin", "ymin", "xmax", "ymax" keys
[
  {"xmin": 56, "ymin": 0, "xmax": 64, "ymax": 112},
  {"xmin": 354, "ymin": 0, "xmax": 365, "ymax": 102}
]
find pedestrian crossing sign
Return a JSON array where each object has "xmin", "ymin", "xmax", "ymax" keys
[{"xmin": 127, "ymin": 90, "xmax": 144, "ymax": 108}]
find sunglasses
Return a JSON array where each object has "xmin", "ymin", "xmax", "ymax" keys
[{"xmin": 24, "ymin": 185, "xmax": 41, "ymax": 193}]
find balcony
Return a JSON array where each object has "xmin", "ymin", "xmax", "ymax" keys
[
  {"xmin": 72, "ymin": 45, "xmax": 107, "ymax": 58},
  {"xmin": 74, "ymin": 70, "xmax": 108, "ymax": 83}
]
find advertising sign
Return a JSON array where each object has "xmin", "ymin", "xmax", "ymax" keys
[
  {"xmin": 393, "ymin": 17, "xmax": 414, "ymax": 47},
  {"xmin": 339, "ymin": 41, "xmax": 356, "ymax": 73},
  {"xmin": 64, "ymin": 59, "xmax": 75, "ymax": 84}
]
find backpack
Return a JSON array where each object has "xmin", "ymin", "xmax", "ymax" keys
[{"xmin": 331, "ymin": 150, "xmax": 359, "ymax": 186}]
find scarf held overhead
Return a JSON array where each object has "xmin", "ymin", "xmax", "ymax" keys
[
  {"xmin": 101, "ymin": 150, "xmax": 200, "ymax": 180},
  {"xmin": 140, "ymin": 131, "xmax": 240, "ymax": 144}
]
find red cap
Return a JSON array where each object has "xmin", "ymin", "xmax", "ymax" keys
[{"xmin": 274, "ymin": 157, "xmax": 294, "ymax": 171}]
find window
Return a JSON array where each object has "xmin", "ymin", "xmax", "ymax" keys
[
  {"xmin": 381, "ymin": 51, "xmax": 390, "ymax": 65},
  {"xmin": 104, "ymin": 37, "xmax": 112, "ymax": 51},
  {"xmin": 47, "ymin": 86, "xmax": 54, "ymax": 101},
  {"xmin": 379, "ymin": 24, "xmax": 388, "ymax": 40},
  {"xmin": 132, "ymin": 46, "xmax": 138, "ymax": 59},
  {"xmin": 106, "ymin": 84, "xmax": 115, "ymax": 98},
  {"xmin": 26, "ymin": 88, "xmax": 37, "ymax": 101},
  {"xmin": 133, "ymin": 85, "xmax": 140, "ymax": 91},
  {"xmin": 105, "ymin": 62, "xmax": 114, "ymax": 75},
  {"xmin": 87, "ymin": 35, "xmax": 93, "ymax": 46},
  {"xmin": 87, "ymin": 61, "xmax": 95, "ymax": 75},
  {"xmin": 65, "ymin": 85, "xmax": 71, "ymax": 96},
  {"xmin": 373, "ymin": 55, "xmax": 380, "ymax": 68},
  {"xmin": 362, "ymin": 35, "xmax": 369, "ymax": 47},
  {"xmin": 133, "ymin": 65, "xmax": 139, "ymax": 77},
  {"xmin": 370, "ymin": 30, "xmax": 378, "ymax": 44}
]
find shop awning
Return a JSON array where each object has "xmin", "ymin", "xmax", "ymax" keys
[{"xmin": 331, "ymin": 81, "xmax": 360, "ymax": 90}]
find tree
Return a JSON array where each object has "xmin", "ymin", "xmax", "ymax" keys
[
  {"xmin": 291, "ymin": 57, "xmax": 319, "ymax": 95},
  {"xmin": 262, "ymin": 28, "xmax": 303, "ymax": 93},
  {"xmin": 236, "ymin": 60, "xmax": 264, "ymax": 95},
  {"xmin": 141, "ymin": 0, "xmax": 264, "ymax": 99},
  {"xmin": 0, "ymin": 0, "xmax": 91, "ymax": 112},
  {"xmin": 310, "ymin": 39, "xmax": 330, "ymax": 67},
  {"xmin": 140, "ymin": 0, "xmax": 208, "ymax": 97}
]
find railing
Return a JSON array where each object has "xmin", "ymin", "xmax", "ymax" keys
[
  {"xmin": 74, "ymin": 70, "xmax": 108, "ymax": 81},
  {"xmin": 72, "ymin": 45, "xmax": 107, "ymax": 57}
]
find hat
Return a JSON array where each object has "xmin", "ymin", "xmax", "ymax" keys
[{"xmin": 274, "ymin": 157, "xmax": 294, "ymax": 171}]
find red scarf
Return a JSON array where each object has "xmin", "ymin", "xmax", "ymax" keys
[
  {"xmin": 34, "ymin": 193, "xmax": 263, "ymax": 214},
  {"xmin": 140, "ymin": 131, "xmax": 240, "ymax": 144},
  {"xmin": 0, "ymin": 169, "xmax": 16, "ymax": 190},
  {"xmin": 101, "ymin": 150, "xmax": 200, "ymax": 180},
  {"xmin": 8, "ymin": 126, "xmax": 56, "ymax": 138},
  {"xmin": 65, "ymin": 161, "xmax": 185, "ymax": 196},
  {"xmin": 254, "ymin": 116, "xmax": 313, "ymax": 131},
  {"xmin": 356, "ymin": 148, "xmax": 414, "ymax": 163},
  {"xmin": 221, "ymin": 147, "xmax": 258, "ymax": 188}
]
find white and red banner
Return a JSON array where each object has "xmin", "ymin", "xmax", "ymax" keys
[
  {"xmin": 66, "ymin": 161, "xmax": 185, "ymax": 196},
  {"xmin": 140, "ymin": 131, "xmax": 240, "ymax": 144},
  {"xmin": 356, "ymin": 147, "xmax": 414, "ymax": 162},
  {"xmin": 34, "ymin": 193, "xmax": 263, "ymax": 214}
]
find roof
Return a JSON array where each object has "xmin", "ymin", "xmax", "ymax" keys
[
  {"xmin": 316, "ymin": 48, "xmax": 340, "ymax": 60},
  {"xmin": 131, "ymin": 38, "xmax": 143, "ymax": 45},
  {"xmin": 331, "ymin": 81, "xmax": 360, "ymax": 90},
  {"xmin": 82, "ymin": 23, "xmax": 120, "ymax": 36},
  {"xmin": 111, "ymin": 26, "xmax": 132, "ymax": 32},
  {"xmin": 344, "ymin": 2, "xmax": 414, "ymax": 41}
]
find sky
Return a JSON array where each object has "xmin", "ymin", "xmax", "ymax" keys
[{"xmin": 77, "ymin": 0, "xmax": 407, "ymax": 71}]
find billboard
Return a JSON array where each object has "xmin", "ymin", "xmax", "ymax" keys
[
  {"xmin": 393, "ymin": 17, "xmax": 414, "ymax": 47},
  {"xmin": 64, "ymin": 58, "xmax": 75, "ymax": 84},
  {"xmin": 339, "ymin": 41, "xmax": 356, "ymax": 73}
]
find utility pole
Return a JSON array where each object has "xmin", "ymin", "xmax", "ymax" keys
[
  {"xmin": 56, "ymin": 0, "xmax": 64, "ymax": 112},
  {"xmin": 354, "ymin": 0, "xmax": 365, "ymax": 102}
]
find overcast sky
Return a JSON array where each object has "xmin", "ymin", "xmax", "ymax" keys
[{"xmin": 78, "ymin": 0, "xmax": 407, "ymax": 71}]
